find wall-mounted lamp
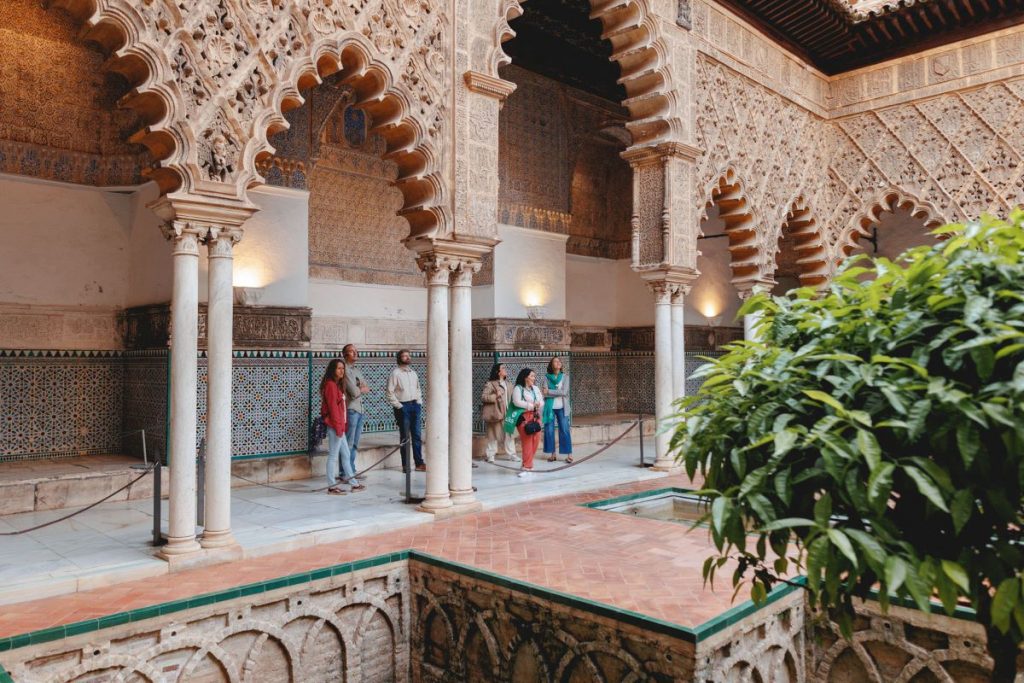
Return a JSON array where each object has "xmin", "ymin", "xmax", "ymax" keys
[{"xmin": 233, "ymin": 286, "xmax": 265, "ymax": 306}]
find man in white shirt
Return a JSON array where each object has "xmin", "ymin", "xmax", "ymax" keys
[{"xmin": 386, "ymin": 349, "xmax": 425, "ymax": 471}]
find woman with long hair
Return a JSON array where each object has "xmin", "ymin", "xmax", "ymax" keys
[
  {"xmin": 480, "ymin": 363, "xmax": 518, "ymax": 463},
  {"xmin": 320, "ymin": 359, "xmax": 364, "ymax": 494},
  {"xmin": 509, "ymin": 367, "xmax": 544, "ymax": 478},
  {"xmin": 542, "ymin": 356, "xmax": 573, "ymax": 463}
]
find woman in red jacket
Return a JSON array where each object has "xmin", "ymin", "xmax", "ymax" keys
[{"xmin": 321, "ymin": 359, "xmax": 364, "ymax": 494}]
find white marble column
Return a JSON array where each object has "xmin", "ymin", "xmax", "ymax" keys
[
  {"xmin": 420, "ymin": 258, "xmax": 453, "ymax": 512},
  {"xmin": 743, "ymin": 310, "xmax": 762, "ymax": 341},
  {"xmin": 162, "ymin": 228, "xmax": 203, "ymax": 557},
  {"xmin": 651, "ymin": 281, "xmax": 678, "ymax": 471},
  {"xmin": 200, "ymin": 230, "xmax": 240, "ymax": 549},
  {"xmin": 670, "ymin": 285, "xmax": 687, "ymax": 400},
  {"xmin": 448, "ymin": 262, "xmax": 478, "ymax": 508}
]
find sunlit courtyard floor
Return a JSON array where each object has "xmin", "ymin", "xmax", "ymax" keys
[{"xmin": 0, "ymin": 435, "xmax": 671, "ymax": 607}]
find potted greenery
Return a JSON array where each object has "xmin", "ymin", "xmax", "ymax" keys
[{"xmin": 670, "ymin": 213, "xmax": 1024, "ymax": 678}]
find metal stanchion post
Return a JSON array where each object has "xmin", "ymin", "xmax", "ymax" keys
[
  {"xmin": 196, "ymin": 439, "xmax": 205, "ymax": 527},
  {"xmin": 152, "ymin": 457, "xmax": 165, "ymax": 546},
  {"xmin": 639, "ymin": 414, "xmax": 651, "ymax": 468}
]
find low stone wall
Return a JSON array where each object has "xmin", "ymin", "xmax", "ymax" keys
[
  {"xmin": 2, "ymin": 553, "xmax": 1014, "ymax": 682},
  {"xmin": 409, "ymin": 561, "xmax": 696, "ymax": 682},
  {"xmin": 3, "ymin": 560, "xmax": 411, "ymax": 683}
]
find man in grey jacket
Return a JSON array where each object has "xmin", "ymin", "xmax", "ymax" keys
[{"xmin": 342, "ymin": 344, "xmax": 370, "ymax": 478}]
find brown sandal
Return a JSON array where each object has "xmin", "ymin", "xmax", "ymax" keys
[
  {"xmin": 327, "ymin": 486, "xmax": 347, "ymax": 495},
  {"xmin": 547, "ymin": 455, "xmax": 557, "ymax": 462}
]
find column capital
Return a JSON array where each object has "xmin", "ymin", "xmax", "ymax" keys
[
  {"xmin": 463, "ymin": 71, "xmax": 517, "ymax": 102},
  {"xmin": 205, "ymin": 227, "xmax": 244, "ymax": 258},
  {"xmin": 450, "ymin": 260, "xmax": 481, "ymax": 287},
  {"xmin": 670, "ymin": 283, "xmax": 691, "ymax": 302},
  {"xmin": 151, "ymin": 192, "xmax": 257, "ymax": 245},
  {"xmin": 621, "ymin": 141, "xmax": 703, "ymax": 168},
  {"xmin": 647, "ymin": 280, "xmax": 674, "ymax": 304},
  {"xmin": 735, "ymin": 280, "xmax": 775, "ymax": 301},
  {"xmin": 416, "ymin": 254, "xmax": 458, "ymax": 286}
]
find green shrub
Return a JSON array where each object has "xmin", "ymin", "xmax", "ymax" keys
[{"xmin": 671, "ymin": 212, "xmax": 1024, "ymax": 675}]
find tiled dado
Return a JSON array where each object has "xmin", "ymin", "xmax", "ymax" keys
[
  {"xmin": 0, "ymin": 550, "xmax": 802, "ymax": 683},
  {"xmin": 2, "ymin": 348, "xmax": 718, "ymax": 463}
]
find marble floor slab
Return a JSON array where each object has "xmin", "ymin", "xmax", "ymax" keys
[{"xmin": 0, "ymin": 435, "xmax": 666, "ymax": 606}]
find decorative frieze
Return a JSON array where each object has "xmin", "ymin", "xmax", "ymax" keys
[
  {"xmin": 471, "ymin": 317, "xmax": 572, "ymax": 351},
  {"xmin": 123, "ymin": 304, "xmax": 312, "ymax": 350}
]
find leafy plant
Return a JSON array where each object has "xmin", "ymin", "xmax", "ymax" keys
[{"xmin": 670, "ymin": 212, "xmax": 1024, "ymax": 676}]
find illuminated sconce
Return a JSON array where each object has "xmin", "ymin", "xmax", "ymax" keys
[
  {"xmin": 526, "ymin": 305, "xmax": 547, "ymax": 320},
  {"xmin": 233, "ymin": 286, "xmax": 265, "ymax": 306},
  {"xmin": 521, "ymin": 284, "xmax": 547, "ymax": 320},
  {"xmin": 701, "ymin": 302, "xmax": 722, "ymax": 349}
]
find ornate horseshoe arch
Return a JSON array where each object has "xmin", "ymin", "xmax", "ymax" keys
[{"xmin": 49, "ymin": 0, "xmax": 452, "ymax": 237}]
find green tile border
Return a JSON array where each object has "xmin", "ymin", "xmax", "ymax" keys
[
  {"xmin": 580, "ymin": 486, "xmax": 694, "ymax": 509},
  {"xmin": 409, "ymin": 551, "xmax": 700, "ymax": 642},
  {"xmin": 0, "ymin": 550, "xmax": 410, "ymax": 656},
  {"xmin": 692, "ymin": 577, "xmax": 807, "ymax": 641},
  {"xmin": 0, "ymin": 661, "xmax": 13, "ymax": 683}
]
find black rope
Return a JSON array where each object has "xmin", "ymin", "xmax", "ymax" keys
[
  {"xmin": 481, "ymin": 420, "xmax": 639, "ymax": 473},
  {"xmin": 0, "ymin": 464, "xmax": 156, "ymax": 536},
  {"xmin": 230, "ymin": 440, "xmax": 408, "ymax": 493}
]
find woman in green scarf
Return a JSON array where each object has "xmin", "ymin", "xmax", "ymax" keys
[{"xmin": 542, "ymin": 356, "xmax": 573, "ymax": 463}]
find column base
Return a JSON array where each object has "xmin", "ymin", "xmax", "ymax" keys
[
  {"xmin": 157, "ymin": 536, "xmax": 202, "ymax": 559},
  {"xmin": 448, "ymin": 488, "xmax": 479, "ymax": 508},
  {"xmin": 651, "ymin": 459, "xmax": 684, "ymax": 474},
  {"xmin": 417, "ymin": 495, "xmax": 453, "ymax": 514},
  {"xmin": 199, "ymin": 529, "xmax": 238, "ymax": 549},
  {"xmin": 432, "ymin": 500, "xmax": 483, "ymax": 520}
]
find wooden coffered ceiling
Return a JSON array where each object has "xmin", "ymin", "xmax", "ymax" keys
[{"xmin": 504, "ymin": 0, "xmax": 1024, "ymax": 102}]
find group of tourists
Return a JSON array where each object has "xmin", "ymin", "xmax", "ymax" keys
[
  {"xmin": 480, "ymin": 358, "xmax": 573, "ymax": 479},
  {"xmin": 319, "ymin": 347, "xmax": 574, "ymax": 493}
]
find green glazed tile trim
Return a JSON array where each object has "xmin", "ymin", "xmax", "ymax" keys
[
  {"xmin": 0, "ymin": 551, "xmax": 409, "ymax": 655},
  {"xmin": 693, "ymin": 577, "xmax": 807, "ymax": 641},
  {"xmin": 0, "ymin": 660, "xmax": 14, "ymax": 683},
  {"xmin": 409, "ymin": 551, "xmax": 700, "ymax": 643},
  {"xmin": 580, "ymin": 487, "xmax": 684, "ymax": 509},
  {"xmin": 231, "ymin": 450, "xmax": 308, "ymax": 461}
]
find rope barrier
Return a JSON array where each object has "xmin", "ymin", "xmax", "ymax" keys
[
  {"xmin": 0, "ymin": 464, "xmax": 156, "ymax": 536},
  {"xmin": 230, "ymin": 440, "xmax": 409, "ymax": 493},
  {"xmin": 481, "ymin": 419, "xmax": 640, "ymax": 473}
]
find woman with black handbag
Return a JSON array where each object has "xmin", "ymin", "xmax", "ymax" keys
[{"xmin": 510, "ymin": 368, "xmax": 544, "ymax": 479}]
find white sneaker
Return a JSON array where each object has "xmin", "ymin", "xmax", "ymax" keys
[
  {"xmin": 517, "ymin": 470, "xmax": 533, "ymax": 479},
  {"xmin": 485, "ymin": 455, "xmax": 495, "ymax": 463},
  {"xmin": 507, "ymin": 454, "xmax": 521, "ymax": 463}
]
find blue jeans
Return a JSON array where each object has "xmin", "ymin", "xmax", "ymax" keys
[
  {"xmin": 394, "ymin": 401, "xmax": 424, "ymax": 469},
  {"xmin": 327, "ymin": 426, "xmax": 358, "ymax": 487},
  {"xmin": 543, "ymin": 408, "xmax": 572, "ymax": 455},
  {"xmin": 345, "ymin": 410, "xmax": 365, "ymax": 476}
]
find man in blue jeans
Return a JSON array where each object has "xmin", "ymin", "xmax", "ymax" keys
[
  {"xmin": 342, "ymin": 344, "xmax": 370, "ymax": 479},
  {"xmin": 386, "ymin": 349, "xmax": 425, "ymax": 472}
]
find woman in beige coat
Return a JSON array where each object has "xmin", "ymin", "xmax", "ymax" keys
[{"xmin": 480, "ymin": 363, "xmax": 519, "ymax": 463}]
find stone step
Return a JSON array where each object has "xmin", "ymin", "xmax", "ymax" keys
[{"xmin": 0, "ymin": 415, "xmax": 657, "ymax": 514}]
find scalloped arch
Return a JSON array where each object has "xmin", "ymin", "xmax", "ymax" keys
[
  {"xmin": 490, "ymin": 0, "xmax": 682, "ymax": 149},
  {"xmin": 703, "ymin": 167, "xmax": 766, "ymax": 287},
  {"xmin": 835, "ymin": 189, "xmax": 946, "ymax": 262},
  {"xmin": 48, "ymin": 0, "xmax": 452, "ymax": 237}
]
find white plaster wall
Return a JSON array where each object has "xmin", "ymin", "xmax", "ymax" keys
[
  {"xmin": 565, "ymin": 255, "xmax": 653, "ymax": 327},
  {"xmin": 471, "ymin": 284, "xmax": 495, "ymax": 319},
  {"xmin": 691, "ymin": 212, "xmax": 744, "ymax": 327},
  {"xmin": 492, "ymin": 224, "xmax": 568, "ymax": 319},
  {"xmin": 0, "ymin": 174, "xmax": 134, "ymax": 307},
  {"xmin": 198, "ymin": 185, "xmax": 310, "ymax": 307},
  {"xmin": 309, "ymin": 281, "xmax": 426, "ymax": 320},
  {"xmin": 126, "ymin": 182, "xmax": 172, "ymax": 307}
]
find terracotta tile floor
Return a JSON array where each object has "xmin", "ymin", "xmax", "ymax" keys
[{"xmin": 0, "ymin": 474, "xmax": 748, "ymax": 639}]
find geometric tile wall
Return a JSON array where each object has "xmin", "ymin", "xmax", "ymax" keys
[
  {"xmin": 0, "ymin": 350, "xmax": 124, "ymax": 462},
  {"xmin": 0, "ymin": 349, "xmax": 722, "ymax": 462},
  {"xmin": 123, "ymin": 350, "xmax": 168, "ymax": 463}
]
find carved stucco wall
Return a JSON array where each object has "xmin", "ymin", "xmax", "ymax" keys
[
  {"xmin": 693, "ymin": 46, "xmax": 1024, "ymax": 283},
  {"xmin": 0, "ymin": 0, "xmax": 147, "ymax": 187},
  {"xmin": 497, "ymin": 66, "xmax": 633, "ymax": 259}
]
